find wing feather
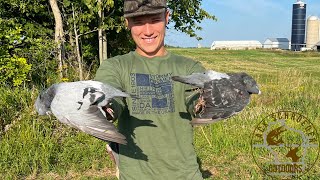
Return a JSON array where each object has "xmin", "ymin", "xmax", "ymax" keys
[{"xmin": 49, "ymin": 81, "xmax": 128, "ymax": 144}]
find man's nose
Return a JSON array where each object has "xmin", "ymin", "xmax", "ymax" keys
[{"xmin": 143, "ymin": 23, "xmax": 153, "ymax": 36}]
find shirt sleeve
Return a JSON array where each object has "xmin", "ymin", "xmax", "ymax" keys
[
  {"xmin": 185, "ymin": 61, "xmax": 206, "ymax": 117},
  {"xmin": 94, "ymin": 58, "xmax": 127, "ymax": 119}
]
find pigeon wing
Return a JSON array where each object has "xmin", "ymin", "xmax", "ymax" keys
[
  {"xmin": 172, "ymin": 70, "xmax": 230, "ymax": 88},
  {"xmin": 192, "ymin": 78, "xmax": 250, "ymax": 125},
  {"xmin": 171, "ymin": 72, "xmax": 210, "ymax": 88},
  {"xmin": 67, "ymin": 106, "xmax": 126, "ymax": 144},
  {"xmin": 50, "ymin": 82, "xmax": 127, "ymax": 144}
]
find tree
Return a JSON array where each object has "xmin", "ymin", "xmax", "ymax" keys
[
  {"xmin": 0, "ymin": 0, "xmax": 216, "ymax": 85},
  {"xmin": 168, "ymin": 0, "xmax": 216, "ymax": 41},
  {"xmin": 60, "ymin": 0, "xmax": 124, "ymax": 79},
  {"xmin": 59, "ymin": 0, "xmax": 215, "ymax": 61},
  {"xmin": 0, "ymin": 19, "xmax": 32, "ymax": 86},
  {"xmin": 49, "ymin": 0, "xmax": 64, "ymax": 79},
  {"xmin": 0, "ymin": 0, "xmax": 56, "ymax": 87}
]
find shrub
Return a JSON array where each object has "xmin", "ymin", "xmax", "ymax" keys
[
  {"xmin": 0, "ymin": 86, "xmax": 34, "ymax": 133},
  {"xmin": 0, "ymin": 56, "xmax": 31, "ymax": 86}
]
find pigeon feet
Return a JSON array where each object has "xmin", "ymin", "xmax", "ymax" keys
[
  {"xmin": 194, "ymin": 92, "xmax": 206, "ymax": 115},
  {"xmin": 102, "ymin": 106, "xmax": 115, "ymax": 120}
]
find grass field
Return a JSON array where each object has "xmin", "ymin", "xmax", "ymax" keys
[{"xmin": 1, "ymin": 49, "xmax": 320, "ymax": 179}]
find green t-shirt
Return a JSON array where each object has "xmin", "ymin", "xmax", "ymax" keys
[{"xmin": 95, "ymin": 51, "xmax": 205, "ymax": 180}]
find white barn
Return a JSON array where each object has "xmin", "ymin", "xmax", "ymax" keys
[
  {"xmin": 210, "ymin": 40, "xmax": 262, "ymax": 50},
  {"xmin": 263, "ymin": 38, "xmax": 290, "ymax": 50}
]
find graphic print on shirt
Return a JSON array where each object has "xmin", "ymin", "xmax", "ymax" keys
[{"xmin": 130, "ymin": 73, "xmax": 175, "ymax": 114}]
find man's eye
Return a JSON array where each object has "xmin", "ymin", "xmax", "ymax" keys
[
  {"xmin": 151, "ymin": 19, "xmax": 161, "ymax": 23},
  {"xmin": 134, "ymin": 21, "xmax": 144, "ymax": 25}
]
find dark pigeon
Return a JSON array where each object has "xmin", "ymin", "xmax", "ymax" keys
[
  {"xmin": 172, "ymin": 70, "xmax": 260, "ymax": 125},
  {"xmin": 35, "ymin": 80, "xmax": 129, "ymax": 144}
]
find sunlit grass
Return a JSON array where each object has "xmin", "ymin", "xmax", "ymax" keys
[
  {"xmin": 0, "ymin": 49, "xmax": 319, "ymax": 179},
  {"xmin": 178, "ymin": 49, "xmax": 320, "ymax": 179}
]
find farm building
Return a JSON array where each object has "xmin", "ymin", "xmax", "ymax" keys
[
  {"xmin": 315, "ymin": 41, "xmax": 320, "ymax": 51},
  {"xmin": 306, "ymin": 16, "xmax": 320, "ymax": 48},
  {"xmin": 263, "ymin": 38, "xmax": 290, "ymax": 50},
  {"xmin": 210, "ymin": 41, "xmax": 262, "ymax": 50}
]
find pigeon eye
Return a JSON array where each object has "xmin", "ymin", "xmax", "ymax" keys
[{"xmin": 243, "ymin": 77, "xmax": 251, "ymax": 84}]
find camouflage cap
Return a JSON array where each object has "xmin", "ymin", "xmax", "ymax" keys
[{"xmin": 124, "ymin": 0, "xmax": 167, "ymax": 18}]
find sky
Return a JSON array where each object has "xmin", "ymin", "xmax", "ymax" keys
[{"xmin": 165, "ymin": 0, "xmax": 320, "ymax": 47}]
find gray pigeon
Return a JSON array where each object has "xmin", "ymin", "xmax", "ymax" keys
[
  {"xmin": 35, "ymin": 80, "xmax": 129, "ymax": 144},
  {"xmin": 172, "ymin": 70, "xmax": 260, "ymax": 125}
]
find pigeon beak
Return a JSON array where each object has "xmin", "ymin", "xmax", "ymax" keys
[{"xmin": 247, "ymin": 85, "xmax": 261, "ymax": 95}]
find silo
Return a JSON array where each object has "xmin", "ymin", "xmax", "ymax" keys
[
  {"xmin": 291, "ymin": 0, "xmax": 307, "ymax": 51},
  {"xmin": 306, "ymin": 16, "xmax": 320, "ymax": 48}
]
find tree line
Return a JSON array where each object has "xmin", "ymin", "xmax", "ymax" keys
[{"xmin": 0, "ymin": 0, "xmax": 216, "ymax": 87}]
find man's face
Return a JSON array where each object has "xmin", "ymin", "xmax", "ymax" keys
[{"xmin": 126, "ymin": 11, "xmax": 169, "ymax": 57}]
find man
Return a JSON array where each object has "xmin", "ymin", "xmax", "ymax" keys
[{"xmin": 95, "ymin": 0, "xmax": 205, "ymax": 179}]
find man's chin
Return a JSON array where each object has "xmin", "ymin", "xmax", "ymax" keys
[
  {"xmin": 143, "ymin": 51, "xmax": 158, "ymax": 57},
  {"xmin": 137, "ymin": 47, "xmax": 158, "ymax": 56},
  {"xmin": 136, "ymin": 43, "xmax": 167, "ymax": 57}
]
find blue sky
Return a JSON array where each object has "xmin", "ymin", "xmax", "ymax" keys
[{"xmin": 165, "ymin": 0, "xmax": 320, "ymax": 47}]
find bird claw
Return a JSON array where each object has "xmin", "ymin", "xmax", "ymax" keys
[
  {"xmin": 102, "ymin": 105, "xmax": 115, "ymax": 121},
  {"xmin": 194, "ymin": 92, "xmax": 206, "ymax": 116},
  {"xmin": 106, "ymin": 108, "xmax": 114, "ymax": 118}
]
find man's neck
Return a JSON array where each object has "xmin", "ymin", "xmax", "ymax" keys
[{"xmin": 135, "ymin": 48, "xmax": 168, "ymax": 58}]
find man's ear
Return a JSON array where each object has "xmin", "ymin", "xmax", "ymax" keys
[
  {"xmin": 125, "ymin": 18, "xmax": 129, "ymax": 29},
  {"xmin": 165, "ymin": 10, "xmax": 170, "ymax": 25}
]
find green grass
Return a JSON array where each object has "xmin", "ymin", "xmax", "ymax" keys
[{"xmin": 1, "ymin": 49, "xmax": 320, "ymax": 179}]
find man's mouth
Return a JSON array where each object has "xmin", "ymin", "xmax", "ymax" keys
[{"xmin": 142, "ymin": 36, "xmax": 157, "ymax": 43}]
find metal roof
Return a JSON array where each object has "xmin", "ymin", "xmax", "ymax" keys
[
  {"xmin": 265, "ymin": 38, "xmax": 290, "ymax": 42},
  {"xmin": 211, "ymin": 40, "xmax": 262, "ymax": 45},
  {"xmin": 308, "ymin": 16, "xmax": 319, "ymax": 21},
  {"xmin": 294, "ymin": 0, "xmax": 305, "ymax": 5}
]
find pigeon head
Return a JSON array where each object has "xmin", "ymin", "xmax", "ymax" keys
[
  {"xmin": 35, "ymin": 84, "xmax": 57, "ymax": 115},
  {"xmin": 241, "ymin": 73, "xmax": 261, "ymax": 95}
]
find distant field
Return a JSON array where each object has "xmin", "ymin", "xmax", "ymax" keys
[
  {"xmin": 0, "ymin": 49, "xmax": 319, "ymax": 179},
  {"xmin": 170, "ymin": 48, "xmax": 320, "ymax": 179}
]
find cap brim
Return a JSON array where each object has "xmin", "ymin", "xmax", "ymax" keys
[{"xmin": 124, "ymin": 8, "xmax": 166, "ymax": 18}]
